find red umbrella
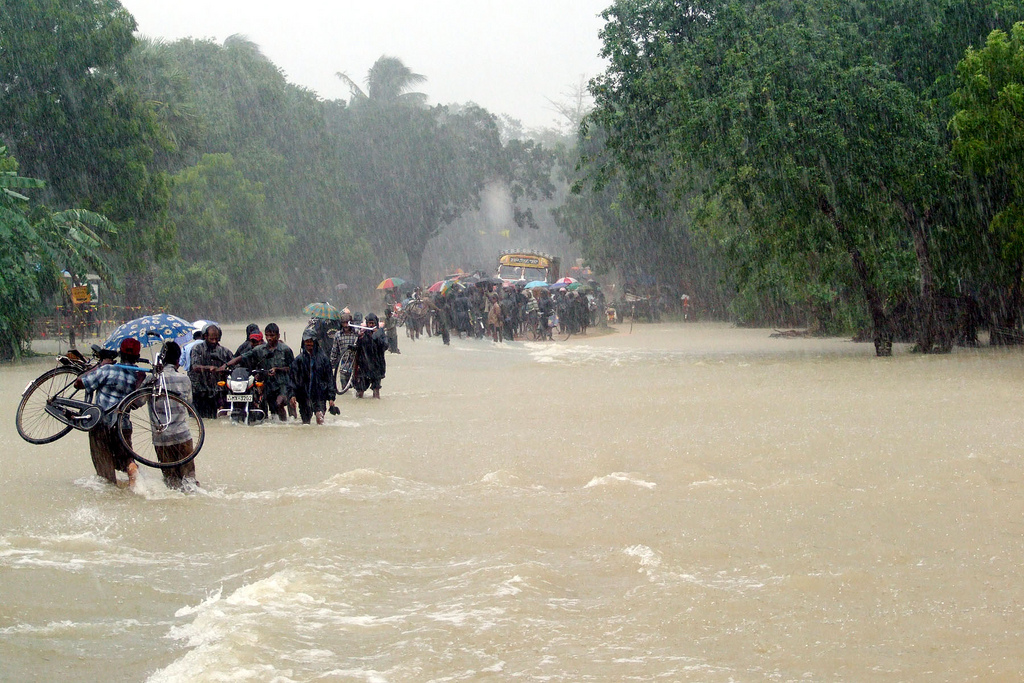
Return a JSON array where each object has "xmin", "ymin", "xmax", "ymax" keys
[
  {"xmin": 427, "ymin": 280, "xmax": 445, "ymax": 293},
  {"xmin": 553, "ymin": 277, "xmax": 577, "ymax": 285}
]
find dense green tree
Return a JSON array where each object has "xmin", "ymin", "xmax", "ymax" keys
[
  {"xmin": 128, "ymin": 37, "xmax": 374, "ymax": 310},
  {"xmin": 0, "ymin": 0, "xmax": 171, "ymax": 303},
  {"xmin": 0, "ymin": 147, "xmax": 116, "ymax": 358},
  {"xmin": 582, "ymin": 0, "xmax": 1024, "ymax": 351},
  {"xmin": 157, "ymin": 153, "xmax": 289, "ymax": 320},
  {"xmin": 951, "ymin": 22, "xmax": 1024, "ymax": 338}
]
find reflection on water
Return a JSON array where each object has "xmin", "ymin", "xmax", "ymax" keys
[{"xmin": 2, "ymin": 321, "xmax": 1024, "ymax": 681}]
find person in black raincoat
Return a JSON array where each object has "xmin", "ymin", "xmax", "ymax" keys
[
  {"xmin": 353, "ymin": 312, "xmax": 389, "ymax": 398},
  {"xmin": 288, "ymin": 328, "xmax": 337, "ymax": 424}
]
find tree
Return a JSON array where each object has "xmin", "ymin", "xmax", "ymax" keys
[
  {"xmin": 0, "ymin": 0, "xmax": 171, "ymax": 304},
  {"xmin": 0, "ymin": 147, "xmax": 116, "ymax": 359},
  {"xmin": 127, "ymin": 36, "xmax": 375, "ymax": 309},
  {"xmin": 158, "ymin": 153, "xmax": 289, "ymax": 320},
  {"xmin": 337, "ymin": 55, "xmax": 428, "ymax": 107},
  {"xmin": 336, "ymin": 56, "xmax": 553, "ymax": 285},
  {"xmin": 951, "ymin": 22, "xmax": 1024, "ymax": 339},
  {"xmin": 583, "ymin": 0, "xmax": 1023, "ymax": 352}
]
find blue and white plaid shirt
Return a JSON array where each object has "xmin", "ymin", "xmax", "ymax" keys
[{"xmin": 79, "ymin": 364, "xmax": 141, "ymax": 419}]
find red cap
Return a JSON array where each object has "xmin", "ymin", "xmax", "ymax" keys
[
  {"xmin": 119, "ymin": 338, "xmax": 142, "ymax": 356},
  {"xmin": 249, "ymin": 332, "xmax": 264, "ymax": 344}
]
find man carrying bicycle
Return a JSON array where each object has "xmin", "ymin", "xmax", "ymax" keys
[{"xmin": 74, "ymin": 337, "xmax": 144, "ymax": 487}]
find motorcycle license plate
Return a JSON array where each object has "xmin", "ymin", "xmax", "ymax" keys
[{"xmin": 227, "ymin": 394, "xmax": 253, "ymax": 402}]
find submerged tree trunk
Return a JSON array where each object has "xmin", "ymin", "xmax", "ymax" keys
[
  {"xmin": 991, "ymin": 260, "xmax": 1024, "ymax": 345},
  {"xmin": 897, "ymin": 199, "xmax": 940, "ymax": 353},
  {"xmin": 822, "ymin": 199, "xmax": 892, "ymax": 356}
]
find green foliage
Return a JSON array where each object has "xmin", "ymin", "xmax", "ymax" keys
[
  {"xmin": 130, "ymin": 37, "xmax": 375, "ymax": 309},
  {"xmin": 336, "ymin": 57, "xmax": 554, "ymax": 285},
  {"xmin": 575, "ymin": 0, "xmax": 1024, "ymax": 343},
  {"xmin": 0, "ymin": 147, "xmax": 117, "ymax": 359},
  {"xmin": 952, "ymin": 23, "xmax": 1024, "ymax": 262},
  {"xmin": 160, "ymin": 153, "xmax": 290, "ymax": 319}
]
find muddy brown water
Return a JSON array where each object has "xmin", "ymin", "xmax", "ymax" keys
[{"xmin": 2, "ymin": 321, "xmax": 1023, "ymax": 681}]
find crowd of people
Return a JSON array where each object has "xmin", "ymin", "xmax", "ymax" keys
[
  {"xmin": 74, "ymin": 314, "xmax": 392, "ymax": 491},
  {"xmin": 73, "ymin": 282, "xmax": 607, "ymax": 491},
  {"xmin": 388, "ymin": 280, "xmax": 606, "ymax": 344}
]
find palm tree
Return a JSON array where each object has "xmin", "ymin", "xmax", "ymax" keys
[{"xmin": 336, "ymin": 55, "xmax": 428, "ymax": 107}]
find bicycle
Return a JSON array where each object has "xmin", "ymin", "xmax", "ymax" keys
[
  {"xmin": 15, "ymin": 347, "xmax": 105, "ymax": 444},
  {"xmin": 15, "ymin": 339, "xmax": 205, "ymax": 470},
  {"xmin": 336, "ymin": 346, "xmax": 357, "ymax": 395}
]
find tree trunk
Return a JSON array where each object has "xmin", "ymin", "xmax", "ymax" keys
[
  {"xmin": 992, "ymin": 260, "xmax": 1024, "ymax": 345},
  {"xmin": 406, "ymin": 245, "xmax": 425, "ymax": 290},
  {"xmin": 897, "ymin": 199, "xmax": 939, "ymax": 353},
  {"xmin": 822, "ymin": 198, "xmax": 892, "ymax": 356}
]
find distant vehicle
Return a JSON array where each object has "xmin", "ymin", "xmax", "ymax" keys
[{"xmin": 495, "ymin": 250, "xmax": 561, "ymax": 284}]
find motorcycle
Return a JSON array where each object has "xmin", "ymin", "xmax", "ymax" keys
[{"xmin": 216, "ymin": 366, "xmax": 267, "ymax": 425}]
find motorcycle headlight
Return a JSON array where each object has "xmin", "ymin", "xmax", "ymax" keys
[{"xmin": 229, "ymin": 380, "xmax": 248, "ymax": 393}]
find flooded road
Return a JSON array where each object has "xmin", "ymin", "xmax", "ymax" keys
[{"xmin": 2, "ymin": 321, "xmax": 1024, "ymax": 681}]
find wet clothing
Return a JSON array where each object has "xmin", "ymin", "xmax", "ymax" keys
[
  {"xmin": 304, "ymin": 318, "xmax": 337, "ymax": 351},
  {"xmin": 353, "ymin": 327, "xmax": 388, "ymax": 393},
  {"xmin": 142, "ymin": 367, "xmax": 193, "ymax": 447},
  {"xmin": 78, "ymin": 362, "xmax": 142, "ymax": 483},
  {"xmin": 142, "ymin": 367, "xmax": 198, "ymax": 489},
  {"xmin": 241, "ymin": 342, "xmax": 295, "ymax": 421},
  {"xmin": 156, "ymin": 440, "xmax": 198, "ymax": 490},
  {"xmin": 88, "ymin": 424, "xmax": 134, "ymax": 484},
  {"xmin": 237, "ymin": 342, "xmax": 295, "ymax": 398},
  {"xmin": 188, "ymin": 342, "xmax": 232, "ymax": 418},
  {"xmin": 78, "ymin": 363, "xmax": 143, "ymax": 425},
  {"xmin": 488, "ymin": 300, "xmax": 503, "ymax": 342},
  {"xmin": 288, "ymin": 340, "xmax": 335, "ymax": 424},
  {"xmin": 384, "ymin": 312, "xmax": 400, "ymax": 353},
  {"xmin": 233, "ymin": 339, "xmax": 260, "ymax": 368},
  {"xmin": 180, "ymin": 339, "xmax": 203, "ymax": 372},
  {"xmin": 330, "ymin": 328, "xmax": 359, "ymax": 382}
]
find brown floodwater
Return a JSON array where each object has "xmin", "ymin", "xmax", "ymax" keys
[{"xmin": 1, "ymin": 321, "xmax": 1023, "ymax": 681}]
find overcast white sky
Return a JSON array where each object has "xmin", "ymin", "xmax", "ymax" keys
[{"xmin": 119, "ymin": 0, "xmax": 612, "ymax": 130}]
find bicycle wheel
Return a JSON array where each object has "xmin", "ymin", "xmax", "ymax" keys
[
  {"xmin": 338, "ymin": 362, "xmax": 357, "ymax": 395},
  {"xmin": 336, "ymin": 349, "xmax": 354, "ymax": 394},
  {"xmin": 16, "ymin": 367, "xmax": 81, "ymax": 444},
  {"xmin": 115, "ymin": 388, "xmax": 204, "ymax": 469}
]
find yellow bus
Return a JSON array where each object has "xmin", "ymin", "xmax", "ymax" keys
[{"xmin": 495, "ymin": 250, "xmax": 561, "ymax": 284}]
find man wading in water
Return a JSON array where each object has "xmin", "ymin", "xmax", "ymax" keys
[
  {"xmin": 75, "ymin": 338, "xmax": 144, "ymax": 487},
  {"xmin": 288, "ymin": 329, "xmax": 336, "ymax": 424},
  {"xmin": 353, "ymin": 313, "xmax": 388, "ymax": 398}
]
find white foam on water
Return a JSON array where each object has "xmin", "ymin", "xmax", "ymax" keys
[
  {"xmin": 0, "ymin": 617, "xmax": 143, "ymax": 636},
  {"xmin": 0, "ymin": 619, "xmax": 76, "ymax": 635},
  {"xmin": 152, "ymin": 572, "xmax": 308, "ymax": 682},
  {"xmin": 584, "ymin": 472, "xmax": 657, "ymax": 489},
  {"xmin": 495, "ymin": 574, "xmax": 524, "ymax": 596},
  {"xmin": 479, "ymin": 470, "xmax": 523, "ymax": 487},
  {"xmin": 199, "ymin": 468, "xmax": 431, "ymax": 503},
  {"xmin": 624, "ymin": 544, "xmax": 662, "ymax": 569},
  {"xmin": 527, "ymin": 342, "xmax": 678, "ymax": 367}
]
